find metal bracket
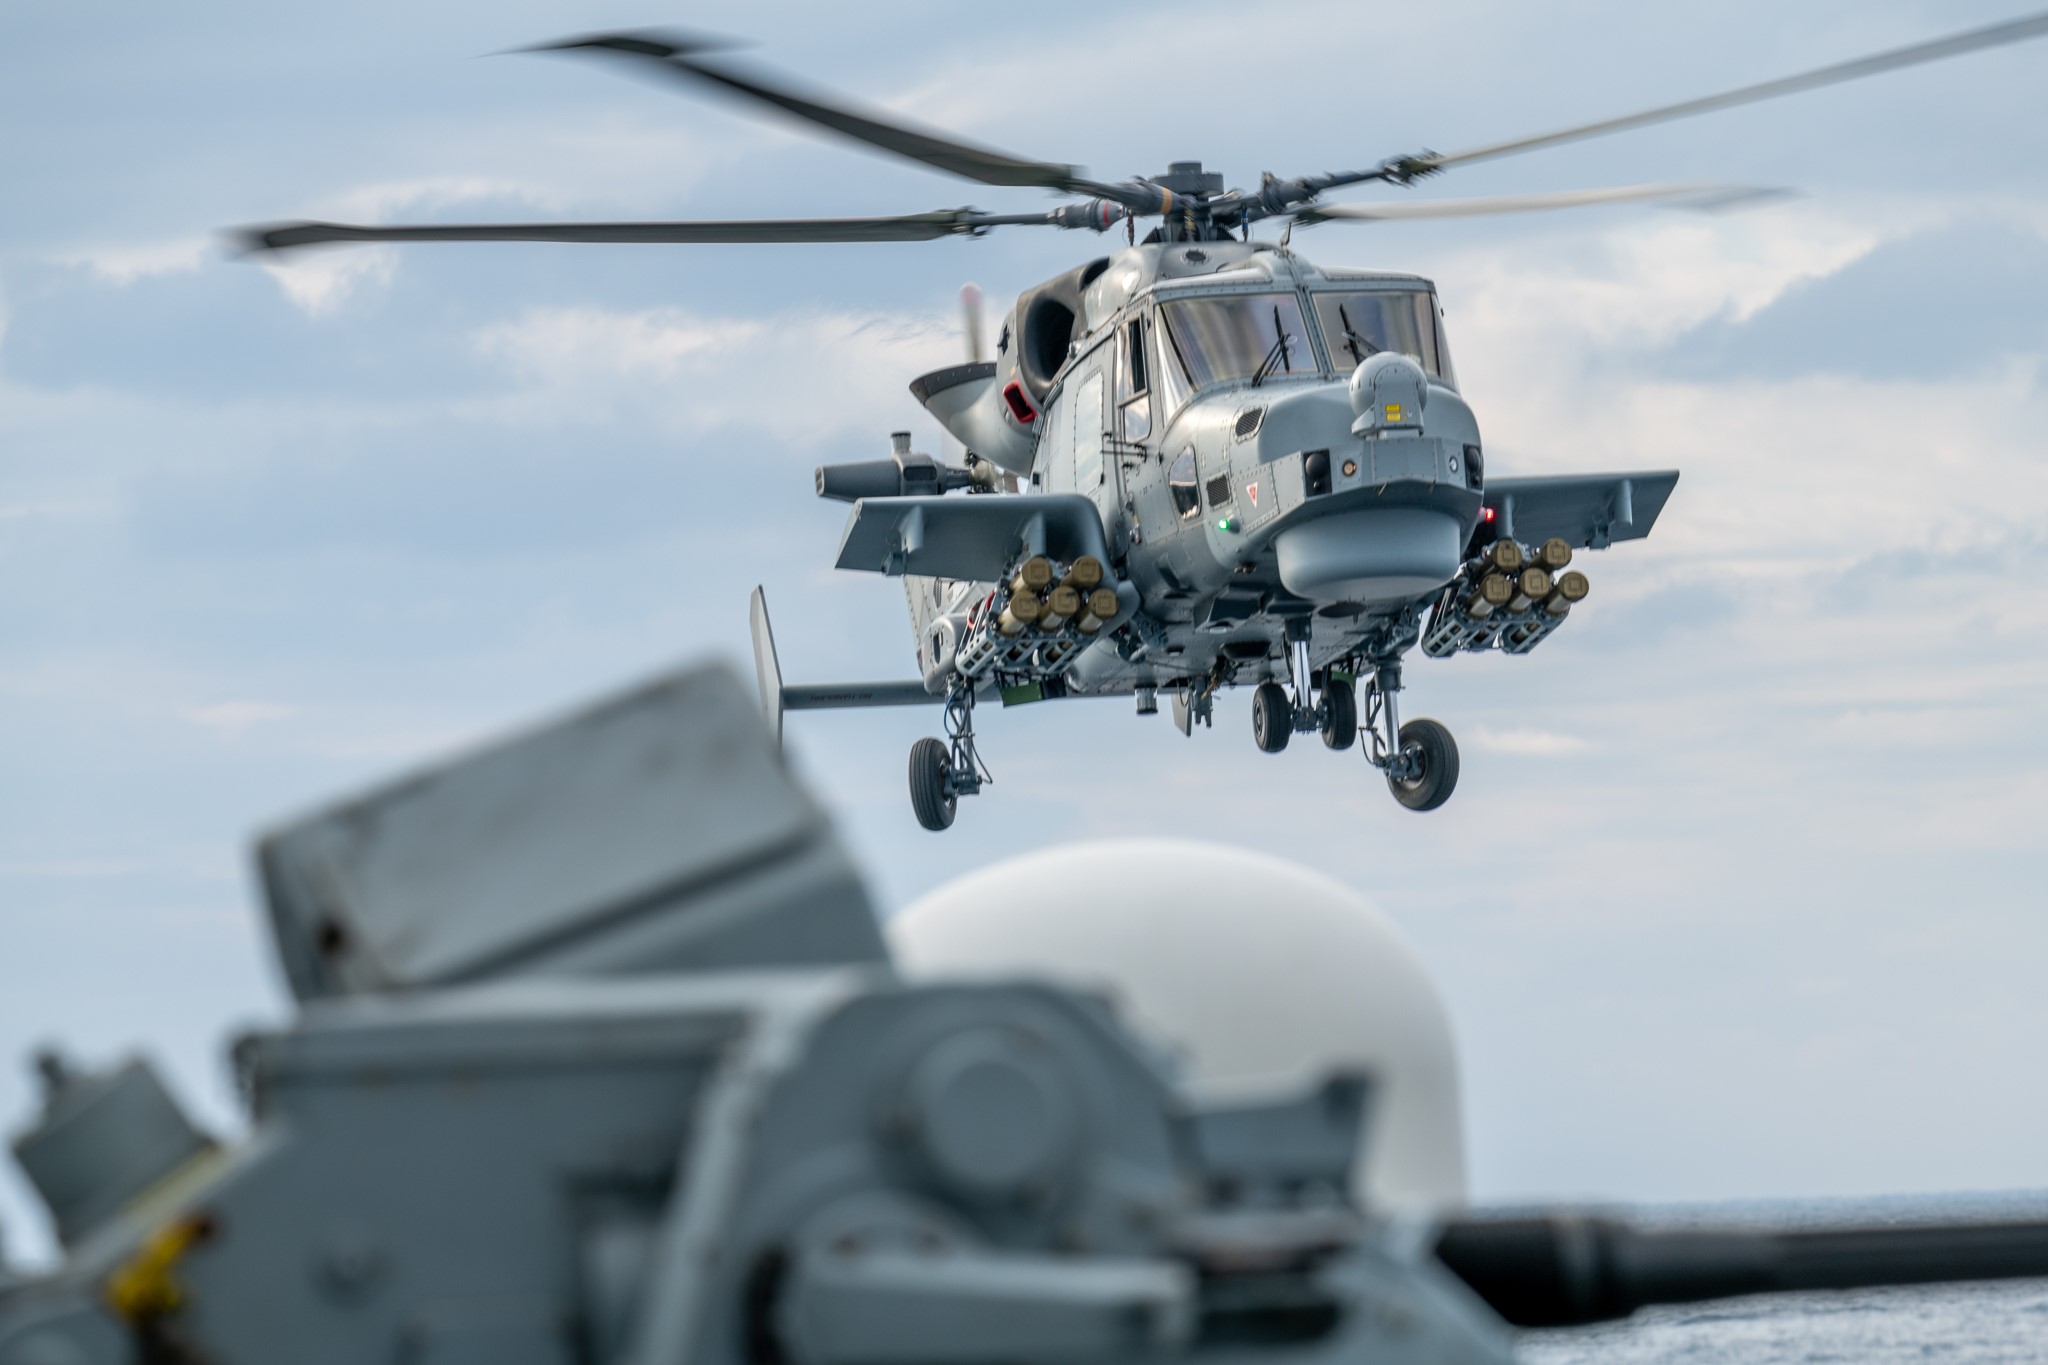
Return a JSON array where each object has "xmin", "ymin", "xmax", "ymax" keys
[{"xmin": 943, "ymin": 685, "xmax": 989, "ymax": 797}]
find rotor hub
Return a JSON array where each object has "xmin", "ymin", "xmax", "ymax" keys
[{"xmin": 1149, "ymin": 161, "xmax": 1224, "ymax": 197}]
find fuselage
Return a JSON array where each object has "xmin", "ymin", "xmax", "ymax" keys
[{"xmin": 913, "ymin": 240, "xmax": 1485, "ymax": 698}]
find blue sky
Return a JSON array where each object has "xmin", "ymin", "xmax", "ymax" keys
[{"xmin": 4, "ymin": 0, "xmax": 2047, "ymax": 1262}]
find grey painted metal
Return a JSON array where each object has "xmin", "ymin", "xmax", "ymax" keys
[
  {"xmin": 833, "ymin": 494, "xmax": 1111, "ymax": 582},
  {"xmin": 258, "ymin": 661, "xmax": 885, "ymax": 998},
  {"xmin": 783, "ymin": 681, "xmax": 943, "ymax": 711},
  {"xmin": 1483, "ymin": 472, "xmax": 1679, "ymax": 549},
  {"xmin": 7, "ymin": 657, "xmax": 2048, "ymax": 1364},
  {"xmin": 749, "ymin": 587, "xmax": 940, "ymax": 753},
  {"xmin": 9, "ymin": 1057, "xmax": 213, "ymax": 1250}
]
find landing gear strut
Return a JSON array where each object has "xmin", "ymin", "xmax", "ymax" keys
[
  {"xmin": 1253, "ymin": 626, "xmax": 1368, "ymax": 753},
  {"xmin": 1253, "ymin": 625, "xmax": 1361, "ymax": 755},
  {"xmin": 908, "ymin": 684, "xmax": 989, "ymax": 832},
  {"xmin": 1361, "ymin": 660, "xmax": 1459, "ymax": 812}
]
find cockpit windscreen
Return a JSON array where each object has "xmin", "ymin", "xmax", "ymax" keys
[
  {"xmin": 1310, "ymin": 290, "xmax": 1448, "ymax": 380},
  {"xmin": 1159, "ymin": 293, "xmax": 1317, "ymax": 389}
]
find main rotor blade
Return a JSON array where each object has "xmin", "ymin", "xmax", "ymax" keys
[
  {"xmin": 1415, "ymin": 9, "xmax": 2048, "ymax": 174},
  {"xmin": 1298, "ymin": 182, "xmax": 1785, "ymax": 224},
  {"xmin": 237, "ymin": 210, "xmax": 1003, "ymax": 253},
  {"xmin": 530, "ymin": 31, "xmax": 1120, "ymax": 200}
]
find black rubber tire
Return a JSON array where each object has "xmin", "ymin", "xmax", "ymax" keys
[
  {"xmin": 1387, "ymin": 718, "xmax": 1459, "ymax": 812},
  {"xmin": 908, "ymin": 737, "xmax": 957, "ymax": 831},
  {"xmin": 1320, "ymin": 679, "xmax": 1358, "ymax": 751},
  {"xmin": 1252, "ymin": 681, "xmax": 1293, "ymax": 753}
]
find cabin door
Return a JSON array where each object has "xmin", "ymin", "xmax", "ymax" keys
[{"xmin": 1063, "ymin": 344, "xmax": 1128, "ymax": 563}]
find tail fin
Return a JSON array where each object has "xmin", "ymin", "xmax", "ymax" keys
[
  {"xmin": 749, "ymin": 586, "xmax": 786, "ymax": 747},
  {"xmin": 749, "ymin": 586, "xmax": 943, "ymax": 752}
]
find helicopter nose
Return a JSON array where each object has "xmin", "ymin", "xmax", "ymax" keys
[{"xmin": 1274, "ymin": 506, "xmax": 1464, "ymax": 603}]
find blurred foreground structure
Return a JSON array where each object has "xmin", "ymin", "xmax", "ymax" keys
[{"xmin": 4, "ymin": 661, "xmax": 2046, "ymax": 1364}]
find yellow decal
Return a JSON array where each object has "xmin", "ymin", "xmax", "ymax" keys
[
  {"xmin": 105, "ymin": 1215, "xmax": 213, "ymax": 1323},
  {"xmin": 1384, "ymin": 403, "xmax": 1404, "ymax": 422}
]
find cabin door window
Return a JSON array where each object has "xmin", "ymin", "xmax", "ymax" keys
[
  {"xmin": 1118, "ymin": 318, "xmax": 1153, "ymax": 442},
  {"xmin": 1072, "ymin": 370, "xmax": 1106, "ymax": 492}
]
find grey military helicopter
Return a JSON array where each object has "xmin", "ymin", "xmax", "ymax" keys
[{"xmin": 245, "ymin": 10, "xmax": 2048, "ymax": 831}]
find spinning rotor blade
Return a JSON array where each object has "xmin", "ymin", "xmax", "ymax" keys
[
  {"xmin": 1297, "ymin": 182, "xmax": 1785, "ymax": 224},
  {"xmin": 1413, "ymin": 9, "xmax": 2048, "ymax": 175},
  {"xmin": 530, "ymin": 31, "xmax": 1137, "ymax": 205},
  {"xmin": 237, "ymin": 209, "xmax": 1028, "ymax": 253}
]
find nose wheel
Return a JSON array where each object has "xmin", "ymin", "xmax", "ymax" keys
[{"xmin": 908, "ymin": 684, "xmax": 988, "ymax": 832}]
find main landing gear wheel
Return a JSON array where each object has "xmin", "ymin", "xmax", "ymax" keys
[
  {"xmin": 1252, "ymin": 681, "xmax": 1293, "ymax": 753},
  {"xmin": 908, "ymin": 736, "xmax": 956, "ymax": 832},
  {"xmin": 1320, "ymin": 679, "xmax": 1357, "ymax": 751},
  {"xmin": 1387, "ymin": 719, "xmax": 1459, "ymax": 812}
]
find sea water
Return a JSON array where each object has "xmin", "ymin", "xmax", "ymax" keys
[{"xmin": 1516, "ymin": 1191, "xmax": 2048, "ymax": 1363}]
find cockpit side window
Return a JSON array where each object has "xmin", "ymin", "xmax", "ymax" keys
[
  {"xmin": 1309, "ymin": 290, "xmax": 1447, "ymax": 380},
  {"xmin": 1168, "ymin": 448, "xmax": 1200, "ymax": 519},
  {"xmin": 1158, "ymin": 293, "xmax": 1316, "ymax": 389},
  {"xmin": 1155, "ymin": 307, "xmax": 1194, "ymax": 426}
]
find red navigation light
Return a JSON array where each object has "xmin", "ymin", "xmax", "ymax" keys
[
  {"xmin": 1002, "ymin": 381, "xmax": 1038, "ymax": 424},
  {"xmin": 1482, "ymin": 506, "xmax": 1496, "ymax": 522}
]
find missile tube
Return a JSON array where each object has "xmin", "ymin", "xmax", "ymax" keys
[
  {"xmin": 1476, "ymin": 541, "xmax": 1524, "ymax": 575},
  {"xmin": 1038, "ymin": 585, "xmax": 1083, "ymax": 631},
  {"xmin": 1545, "ymin": 570, "xmax": 1589, "ymax": 616},
  {"xmin": 997, "ymin": 591, "xmax": 1044, "ymax": 637},
  {"xmin": 1465, "ymin": 573, "xmax": 1515, "ymax": 620},
  {"xmin": 1507, "ymin": 568, "xmax": 1554, "ymax": 614},
  {"xmin": 1075, "ymin": 587, "xmax": 1121, "ymax": 634},
  {"xmin": 1058, "ymin": 555, "xmax": 1105, "ymax": 594},
  {"xmin": 1010, "ymin": 556, "xmax": 1054, "ymax": 596},
  {"xmin": 1533, "ymin": 537, "xmax": 1574, "ymax": 571}
]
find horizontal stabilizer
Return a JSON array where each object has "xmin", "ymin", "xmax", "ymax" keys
[
  {"xmin": 835, "ymin": 493, "xmax": 1112, "ymax": 581},
  {"xmin": 1483, "ymin": 471, "xmax": 1679, "ymax": 549},
  {"xmin": 749, "ymin": 587, "xmax": 939, "ymax": 751},
  {"xmin": 784, "ymin": 682, "xmax": 943, "ymax": 710}
]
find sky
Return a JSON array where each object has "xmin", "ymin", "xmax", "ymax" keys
[{"xmin": 3, "ymin": 0, "xmax": 2047, "ymax": 1265}]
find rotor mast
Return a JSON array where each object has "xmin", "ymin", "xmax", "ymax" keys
[{"xmin": 1145, "ymin": 161, "xmax": 1228, "ymax": 242}]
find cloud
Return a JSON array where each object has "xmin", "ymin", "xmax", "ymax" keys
[
  {"xmin": 1409, "ymin": 203, "xmax": 2048, "ymax": 582},
  {"xmin": 252, "ymin": 176, "xmax": 566, "ymax": 318},
  {"xmin": 184, "ymin": 701, "xmax": 297, "ymax": 731},
  {"xmin": 52, "ymin": 237, "xmax": 213, "ymax": 285},
  {"xmin": 1650, "ymin": 216, "xmax": 2048, "ymax": 382},
  {"xmin": 0, "ymin": 860, "xmax": 142, "ymax": 881},
  {"xmin": 467, "ymin": 303, "xmax": 962, "ymax": 444},
  {"xmin": 1466, "ymin": 726, "xmax": 1593, "ymax": 757}
]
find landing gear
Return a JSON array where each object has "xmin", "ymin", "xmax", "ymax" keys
[
  {"xmin": 1319, "ymin": 675, "xmax": 1357, "ymax": 751},
  {"xmin": 1362, "ymin": 660, "xmax": 1459, "ymax": 812},
  {"xmin": 907, "ymin": 738, "xmax": 955, "ymax": 831},
  {"xmin": 907, "ymin": 684, "xmax": 988, "ymax": 832},
  {"xmin": 1252, "ymin": 681, "xmax": 1293, "ymax": 753},
  {"xmin": 1387, "ymin": 718, "xmax": 1459, "ymax": 812}
]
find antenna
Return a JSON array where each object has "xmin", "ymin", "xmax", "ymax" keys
[{"xmin": 960, "ymin": 283, "xmax": 985, "ymax": 364}]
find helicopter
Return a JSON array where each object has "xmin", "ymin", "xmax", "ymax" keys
[{"xmin": 244, "ymin": 10, "xmax": 2048, "ymax": 832}]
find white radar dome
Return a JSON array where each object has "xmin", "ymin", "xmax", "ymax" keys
[{"xmin": 889, "ymin": 839, "xmax": 1467, "ymax": 1212}]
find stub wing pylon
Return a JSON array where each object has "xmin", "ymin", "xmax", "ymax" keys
[{"xmin": 1482, "ymin": 470, "xmax": 1680, "ymax": 550}]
